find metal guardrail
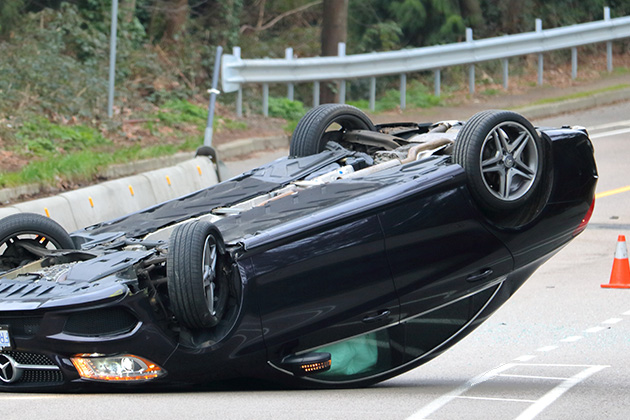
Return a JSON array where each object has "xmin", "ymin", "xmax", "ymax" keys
[{"xmin": 222, "ymin": 7, "xmax": 630, "ymax": 115}]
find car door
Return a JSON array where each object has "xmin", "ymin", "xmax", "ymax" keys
[
  {"xmin": 378, "ymin": 174, "xmax": 514, "ymax": 321},
  {"xmin": 248, "ymin": 214, "xmax": 400, "ymax": 363}
]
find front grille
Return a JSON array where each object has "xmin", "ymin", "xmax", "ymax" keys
[
  {"xmin": 63, "ymin": 307, "xmax": 138, "ymax": 337},
  {"xmin": 20, "ymin": 369, "xmax": 64, "ymax": 384},
  {"xmin": 0, "ymin": 351, "xmax": 64, "ymax": 386},
  {"xmin": 0, "ymin": 316, "xmax": 42, "ymax": 338},
  {"xmin": 2, "ymin": 351, "xmax": 56, "ymax": 366}
]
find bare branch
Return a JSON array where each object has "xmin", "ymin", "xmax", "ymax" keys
[{"xmin": 241, "ymin": 0, "xmax": 322, "ymax": 34}]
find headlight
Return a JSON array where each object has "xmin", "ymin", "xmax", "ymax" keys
[{"xmin": 71, "ymin": 354, "xmax": 165, "ymax": 382}]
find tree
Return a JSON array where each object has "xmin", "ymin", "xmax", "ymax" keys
[
  {"xmin": 320, "ymin": 0, "xmax": 348, "ymax": 103},
  {"xmin": 164, "ymin": 0, "xmax": 189, "ymax": 41}
]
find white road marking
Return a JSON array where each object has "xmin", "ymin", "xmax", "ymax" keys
[
  {"xmin": 587, "ymin": 120, "xmax": 630, "ymax": 130},
  {"xmin": 589, "ymin": 127, "xmax": 630, "ymax": 139},
  {"xmin": 560, "ymin": 336, "xmax": 583, "ymax": 343},
  {"xmin": 536, "ymin": 345, "xmax": 559, "ymax": 352},
  {"xmin": 583, "ymin": 326, "xmax": 606, "ymax": 333},
  {"xmin": 514, "ymin": 355, "xmax": 536, "ymax": 362},
  {"xmin": 602, "ymin": 318, "xmax": 622, "ymax": 324},
  {"xmin": 498, "ymin": 374, "xmax": 571, "ymax": 381},
  {"xmin": 405, "ymin": 363, "xmax": 516, "ymax": 420},
  {"xmin": 623, "ymin": 310, "xmax": 630, "ymax": 316},
  {"xmin": 405, "ymin": 364, "xmax": 608, "ymax": 420},
  {"xmin": 456, "ymin": 396, "xmax": 537, "ymax": 403},
  {"xmin": 513, "ymin": 365, "xmax": 609, "ymax": 420}
]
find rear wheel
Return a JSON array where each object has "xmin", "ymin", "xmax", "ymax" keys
[
  {"xmin": 167, "ymin": 220, "xmax": 228, "ymax": 329},
  {"xmin": 290, "ymin": 104, "xmax": 375, "ymax": 157},
  {"xmin": 453, "ymin": 110, "xmax": 550, "ymax": 226},
  {"xmin": 0, "ymin": 213, "xmax": 75, "ymax": 271}
]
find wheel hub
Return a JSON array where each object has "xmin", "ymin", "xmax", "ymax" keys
[{"xmin": 502, "ymin": 154, "xmax": 515, "ymax": 168}]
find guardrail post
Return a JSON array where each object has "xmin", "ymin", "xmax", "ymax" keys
[
  {"xmin": 400, "ymin": 74, "xmax": 407, "ymax": 110},
  {"xmin": 466, "ymin": 28, "xmax": 475, "ymax": 94},
  {"xmin": 434, "ymin": 69, "xmax": 441, "ymax": 97},
  {"xmin": 369, "ymin": 77, "xmax": 376, "ymax": 111},
  {"xmin": 234, "ymin": 47, "xmax": 243, "ymax": 117},
  {"xmin": 286, "ymin": 47, "xmax": 295, "ymax": 100},
  {"xmin": 571, "ymin": 47, "xmax": 578, "ymax": 79},
  {"xmin": 502, "ymin": 58, "xmax": 509, "ymax": 90},
  {"xmin": 107, "ymin": 0, "xmax": 118, "ymax": 119},
  {"xmin": 605, "ymin": 7, "xmax": 613, "ymax": 72},
  {"xmin": 338, "ymin": 42, "xmax": 346, "ymax": 104},
  {"xmin": 536, "ymin": 19, "xmax": 544, "ymax": 85},
  {"xmin": 203, "ymin": 45, "xmax": 223, "ymax": 147},
  {"xmin": 262, "ymin": 83, "xmax": 269, "ymax": 117},
  {"xmin": 313, "ymin": 81, "xmax": 320, "ymax": 107}
]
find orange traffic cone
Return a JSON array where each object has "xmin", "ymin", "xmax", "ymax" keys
[{"xmin": 602, "ymin": 235, "xmax": 630, "ymax": 289}]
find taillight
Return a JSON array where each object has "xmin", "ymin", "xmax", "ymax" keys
[{"xmin": 573, "ymin": 197, "xmax": 595, "ymax": 236}]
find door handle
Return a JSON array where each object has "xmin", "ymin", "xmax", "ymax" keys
[
  {"xmin": 362, "ymin": 309, "xmax": 391, "ymax": 323},
  {"xmin": 466, "ymin": 268, "xmax": 494, "ymax": 282}
]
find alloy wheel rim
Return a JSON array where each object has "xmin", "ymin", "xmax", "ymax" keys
[{"xmin": 478, "ymin": 121, "xmax": 539, "ymax": 201}]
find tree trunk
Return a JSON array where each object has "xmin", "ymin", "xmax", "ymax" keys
[
  {"xmin": 164, "ymin": 0, "xmax": 189, "ymax": 42},
  {"xmin": 320, "ymin": 0, "xmax": 348, "ymax": 104},
  {"xmin": 120, "ymin": 0, "xmax": 137, "ymax": 24}
]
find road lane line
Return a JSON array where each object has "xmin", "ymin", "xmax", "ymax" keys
[
  {"xmin": 513, "ymin": 365, "xmax": 609, "ymax": 420},
  {"xmin": 595, "ymin": 185, "xmax": 630, "ymax": 199},
  {"xmin": 583, "ymin": 326, "xmax": 606, "ymax": 333},
  {"xmin": 587, "ymin": 120, "xmax": 630, "ymax": 130},
  {"xmin": 517, "ymin": 363, "xmax": 607, "ymax": 367},
  {"xmin": 456, "ymin": 396, "xmax": 537, "ymax": 403},
  {"xmin": 590, "ymin": 127, "xmax": 630, "ymax": 139},
  {"xmin": 498, "ymin": 374, "xmax": 570, "ymax": 381},
  {"xmin": 405, "ymin": 363, "xmax": 517, "ymax": 420},
  {"xmin": 623, "ymin": 310, "xmax": 630, "ymax": 316},
  {"xmin": 514, "ymin": 355, "xmax": 536, "ymax": 362},
  {"xmin": 602, "ymin": 318, "xmax": 622, "ymax": 324},
  {"xmin": 536, "ymin": 345, "xmax": 559, "ymax": 352},
  {"xmin": 560, "ymin": 336, "xmax": 583, "ymax": 343}
]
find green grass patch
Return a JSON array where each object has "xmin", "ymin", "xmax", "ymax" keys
[
  {"xmin": 482, "ymin": 88, "xmax": 500, "ymax": 96},
  {"xmin": 156, "ymin": 99, "xmax": 207, "ymax": 129},
  {"xmin": 16, "ymin": 118, "xmax": 111, "ymax": 154},
  {"xmin": 349, "ymin": 81, "xmax": 441, "ymax": 113},
  {"xmin": 0, "ymin": 137, "xmax": 203, "ymax": 188},
  {"xmin": 530, "ymin": 84, "xmax": 630, "ymax": 105}
]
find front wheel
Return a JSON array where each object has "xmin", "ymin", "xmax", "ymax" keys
[
  {"xmin": 0, "ymin": 213, "xmax": 75, "ymax": 271},
  {"xmin": 167, "ymin": 220, "xmax": 228, "ymax": 329}
]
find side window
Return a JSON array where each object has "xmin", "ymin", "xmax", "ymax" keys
[
  {"xmin": 310, "ymin": 325, "xmax": 404, "ymax": 383},
  {"xmin": 403, "ymin": 284, "xmax": 499, "ymax": 362}
]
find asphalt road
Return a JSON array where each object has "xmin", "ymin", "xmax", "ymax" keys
[{"xmin": 3, "ymin": 103, "xmax": 630, "ymax": 420}]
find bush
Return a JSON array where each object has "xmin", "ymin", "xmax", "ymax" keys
[{"xmin": 268, "ymin": 97, "xmax": 306, "ymax": 121}]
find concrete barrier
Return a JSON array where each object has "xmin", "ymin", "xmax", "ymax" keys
[
  {"xmin": 140, "ymin": 166, "xmax": 188, "ymax": 204},
  {"xmin": 101, "ymin": 176, "xmax": 157, "ymax": 214},
  {"xmin": 11, "ymin": 196, "xmax": 78, "ymax": 232},
  {"xmin": 60, "ymin": 185, "xmax": 122, "ymax": 230},
  {"xmin": 0, "ymin": 156, "xmax": 220, "ymax": 232},
  {"xmin": 177, "ymin": 157, "xmax": 219, "ymax": 190}
]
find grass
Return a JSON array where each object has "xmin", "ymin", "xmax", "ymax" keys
[
  {"xmin": 0, "ymin": 138, "xmax": 202, "ymax": 188},
  {"xmin": 530, "ymin": 83, "xmax": 630, "ymax": 105},
  {"xmin": 348, "ymin": 80, "xmax": 442, "ymax": 113}
]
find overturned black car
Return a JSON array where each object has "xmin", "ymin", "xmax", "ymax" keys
[{"xmin": 0, "ymin": 106, "xmax": 597, "ymax": 390}]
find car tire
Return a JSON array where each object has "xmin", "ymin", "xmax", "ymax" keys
[
  {"xmin": 167, "ymin": 220, "xmax": 228, "ymax": 329},
  {"xmin": 453, "ymin": 110, "xmax": 549, "ymax": 224},
  {"xmin": 290, "ymin": 104, "xmax": 376, "ymax": 157},
  {"xmin": 0, "ymin": 213, "xmax": 75, "ymax": 270}
]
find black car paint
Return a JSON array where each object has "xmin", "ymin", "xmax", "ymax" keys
[{"xmin": 0, "ymin": 126, "xmax": 597, "ymax": 390}]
